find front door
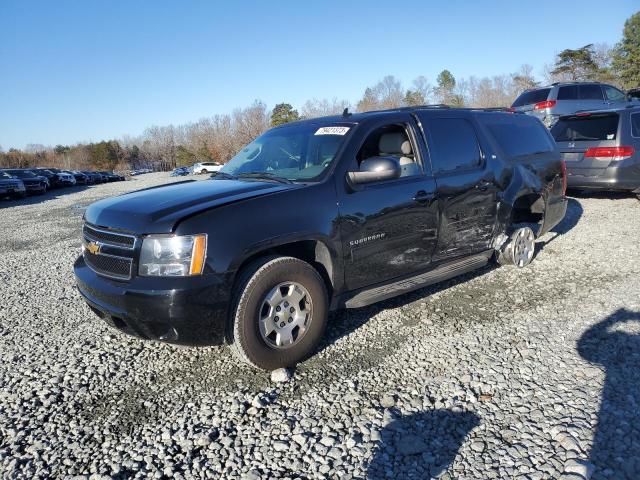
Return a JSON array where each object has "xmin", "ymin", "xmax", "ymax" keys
[{"xmin": 337, "ymin": 116, "xmax": 439, "ymax": 291}]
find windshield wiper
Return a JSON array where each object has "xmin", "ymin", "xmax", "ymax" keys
[
  {"xmin": 209, "ymin": 171, "xmax": 238, "ymax": 180},
  {"xmin": 235, "ymin": 172, "xmax": 294, "ymax": 184}
]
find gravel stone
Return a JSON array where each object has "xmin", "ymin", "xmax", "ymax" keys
[
  {"xmin": 270, "ymin": 368, "xmax": 292, "ymax": 383},
  {"xmin": 1, "ymin": 177, "xmax": 639, "ymax": 478}
]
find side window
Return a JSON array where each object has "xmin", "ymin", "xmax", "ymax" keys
[
  {"xmin": 557, "ymin": 86, "xmax": 578, "ymax": 100},
  {"xmin": 426, "ymin": 118, "xmax": 481, "ymax": 174},
  {"xmin": 631, "ymin": 114, "xmax": 640, "ymax": 138},
  {"xmin": 604, "ymin": 85, "xmax": 626, "ymax": 102},
  {"xmin": 579, "ymin": 84, "xmax": 604, "ymax": 100},
  {"xmin": 356, "ymin": 124, "xmax": 422, "ymax": 178}
]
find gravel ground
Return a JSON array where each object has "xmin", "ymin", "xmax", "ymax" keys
[{"xmin": 1, "ymin": 173, "xmax": 640, "ymax": 479}]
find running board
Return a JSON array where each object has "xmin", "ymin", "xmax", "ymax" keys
[{"xmin": 343, "ymin": 251, "xmax": 493, "ymax": 309}]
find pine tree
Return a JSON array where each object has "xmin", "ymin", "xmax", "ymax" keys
[{"xmin": 612, "ymin": 12, "xmax": 640, "ymax": 89}]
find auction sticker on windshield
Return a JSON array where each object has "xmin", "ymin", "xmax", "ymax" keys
[{"xmin": 315, "ymin": 126, "xmax": 350, "ymax": 136}]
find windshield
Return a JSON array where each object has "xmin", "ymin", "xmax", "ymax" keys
[
  {"xmin": 7, "ymin": 170, "xmax": 35, "ymax": 178},
  {"xmin": 220, "ymin": 123, "xmax": 351, "ymax": 181}
]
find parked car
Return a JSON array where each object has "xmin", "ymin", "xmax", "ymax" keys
[
  {"xmin": 44, "ymin": 168, "xmax": 76, "ymax": 187},
  {"xmin": 0, "ymin": 171, "xmax": 26, "ymax": 199},
  {"xmin": 82, "ymin": 171, "xmax": 103, "ymax": 184},
  {"xmin": 98, "ymin": 171, "xmax": 123, "ymax": 182},
  {"xmin": 192, "ymin": 162, "xmax": 222, "ymax": 174},
  {"xmin": 63, "ymin": 170, "xmax": 89, "ymax": 185},
  {"xmin": 74, "ymin": 107, "xmax": 567, "ymax": 370},
  {"xmin": 171, "ymin": 166, "xmax": 191, "ymax": 177},
  {"xmin": 511, "ymin": 82, "xmax": 633, "ymax": 128},
  {"xmin": 0, "ymin": 169, "xmax": 48, "ymax": 195},
  {"xmin": 550, "ymin": 106, "xmax": 640, "ymax": 196},
  {"xmin": 30, "ymin": 168, "xmax": 63, "ymax": 188}
]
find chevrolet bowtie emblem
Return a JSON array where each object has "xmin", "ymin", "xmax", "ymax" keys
[{"xmin": 86, "ymin": 241, "xmax": 101, "ymax": 255}]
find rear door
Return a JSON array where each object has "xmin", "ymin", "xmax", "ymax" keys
[
  {"xmin": 417, "ymin": 113, "xmax": 499, "ymax": 261},
  {"xmin": 578, "ymin": 84, "xmax": 607, "ymax": 112},
  {"xmin": 550, "ymin": 113, "xmax": 620, "ymax": 176}
]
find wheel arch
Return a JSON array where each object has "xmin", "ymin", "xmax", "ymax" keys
[{"xmin": 231, "ymin": 237, "xmax": 338, "ymax": 301}]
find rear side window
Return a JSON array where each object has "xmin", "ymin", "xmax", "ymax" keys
[
  {"xmin": 424, "ymin": 118, "xmax": 481, "ymax": 174},
  {"xmin": 631, "ymin": 113, "xmax": 640, "ymax": 137},
  {"xmin": 579, "ymin": 84, "xmax": 604, "ymax": 100},
  {"xmin": 512, "ymin": 88, "xmax": 551, "ymax": 107},
  {"xmin": 557, "ymin": 86, "xmax": 578, "ymax": 100},
  {"xmin": 550, "ymin": 114, "xmax": 619, "ymax": 141},
  {"xmin": 485, "ymin": 115, "xmax": 555, "ymax": 158},
  {"xmin": 604, "ymin": 85, "xmax": 626, "ymax": 102}
]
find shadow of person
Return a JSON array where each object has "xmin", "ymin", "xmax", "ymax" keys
[
  {"xmin": 366, "ymin": 409, "xmax": 480, "ymax": 479},
  {"xmin": 577, "ymin": 309, "xmax": 640, "ymax": 479}
]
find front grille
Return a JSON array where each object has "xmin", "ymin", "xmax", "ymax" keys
[
  {"xmin": 83, "ymin": 224, "xmax": 135, "ymax": 248},
  {"xmin": 83, "ymin": 223, "xmax": 136, "ymax": 280},
  {"xmin": 84, "ymin": 250, "xmax": 132, "ymax": 280}
]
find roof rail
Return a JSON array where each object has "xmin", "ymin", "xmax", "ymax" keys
[{"xmin": 551, "ymin": 81, "xmax": 601, "ymax": 86}]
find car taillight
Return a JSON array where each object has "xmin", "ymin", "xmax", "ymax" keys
[
  {"xmin": 560, "ymin": 160, "xmax": 567, "ymax": 195},
  {"xmin": 533, "ymin": 100, "xmax": 556, "ymax": 110},
  {"xmin": 584, "ymin": 146, "xmax": 635, "ymax": 159}
]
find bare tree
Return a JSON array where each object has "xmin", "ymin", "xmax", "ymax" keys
[{"xmin": 301, "ymin": 98, "xmax": 351, "ymax": 118}]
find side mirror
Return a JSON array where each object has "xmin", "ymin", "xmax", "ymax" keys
[{"xmin": 347, "ymin": 156, "xmax": 401, "ymax": 185}]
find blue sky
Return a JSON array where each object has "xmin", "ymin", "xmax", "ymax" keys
[{"xmin": 0, "ymin": 0, "xmax": 637, "ymax": 149}]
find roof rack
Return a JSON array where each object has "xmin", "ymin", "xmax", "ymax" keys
[{"xmin": 551, "ymin": 81, "xmax": 601, "ymax": 86}]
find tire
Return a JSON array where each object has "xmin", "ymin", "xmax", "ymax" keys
[
  {"xmin": 230, "ymin": 256, "xmax": 328, "ymax": 370},
  {"xmin": 496, "ymin": 226, "xmax": 536, "ymax": 268},
  {"xmin": 201, "ymin": 169, "xmax": 209, "ymax": 174}
]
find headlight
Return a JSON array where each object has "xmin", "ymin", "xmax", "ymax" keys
[{"xmin": 139, "ymin": 234, "xmax": 207, "ymax": 277}]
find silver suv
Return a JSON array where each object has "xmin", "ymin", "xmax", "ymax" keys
[{"xmin": 511, "ymin": 82, "xmax": 633, "ymax": 128}]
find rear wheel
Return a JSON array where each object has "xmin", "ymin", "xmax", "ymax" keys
[
  {"xmin": 230, "ymin": 256, "xmax": 328, "ymax": 370},
  {"xmin": 201, "ymin": 169, "xmax": 209, "ymax": 174},
  {"xmin": 496, "ymin": 226, "xmax": 536, "ymax": 268}
]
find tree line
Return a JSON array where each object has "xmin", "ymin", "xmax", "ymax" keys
[{"xmin": 2, "ymin": 11, "xmax": 638, "ymax": 172}]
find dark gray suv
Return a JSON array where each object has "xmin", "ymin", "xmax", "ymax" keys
[
  {"xmin": 550, "ymin": 106, "xmax": 640, "ymax": 196},
  {"xmin": 512, "ymin": 82, "xmax": 633, "ymax": 128}
]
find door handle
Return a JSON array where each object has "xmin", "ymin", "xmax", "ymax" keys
[{"xmin": 413, "ymin": 190, "xmax": 434, "ymax": 202}]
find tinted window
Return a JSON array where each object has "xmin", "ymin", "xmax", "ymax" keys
[
  {"xmin": 512, "ymin": 88, "xmax": 551, "ymax": 107},
  {"xmin": 557, "ymin": 86, "xmax": 578, "ymax": 100},
  {"xmin": 551, "ymin": 114, "xmax": 619, "ymax": 141},
  {"xmin": 425, "ymin": 118, "xmax": 481, "ymax": 173},
  {"xmin": 631, "ymin": 113, "xmax": 640, "ymax": 137},
  {"xmin": 603, "ymin": 85, "xmax": 626, "ymax": 102},
  {"xmin": 485, "ymin": 115, "xmax": 554, "ymax": 158},
  {"xmin": 579, "ymin": 84, "xmax": 604, "ymax": 100}
]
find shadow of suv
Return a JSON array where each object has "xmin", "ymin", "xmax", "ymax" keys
[{"xmin": 512, "ymin": 82, "xmax": 635, "ymax": 128}]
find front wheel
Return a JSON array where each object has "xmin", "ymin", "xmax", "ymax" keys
[
  {"xmin": 200, "ymin": 169, "xmax": 209, "ymax": 174},
  {"xmin": 230, "ymin": 256, "xmax": 328, "ymax": 370}
]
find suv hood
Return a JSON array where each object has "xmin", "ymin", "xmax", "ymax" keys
[{"xmin": 84, "ymin": 179, "xmax": 297, "ymax": 233}]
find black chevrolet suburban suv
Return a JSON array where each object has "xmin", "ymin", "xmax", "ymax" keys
[{"xmin": 74, "ymin": 107, "xmax": 567, "ymax": 370}]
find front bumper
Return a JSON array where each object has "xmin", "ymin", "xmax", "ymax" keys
[
  {"xmin": 0, "ymin": 184, "xmax": 26, "ymax": 196},
  {"xmin": 24, "ymin": 182, "xmax": 46, "ymax": 193},
  {"xmin": 567, "ymin": 162, "xmax": 640, "ymax": 191},
  {"xmin": 74, "ymin": 255, "xmax": 233, "ymax": 346}
]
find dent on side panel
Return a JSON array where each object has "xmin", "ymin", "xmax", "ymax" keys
[{"xmin": 437, "ymin": 192, "xmax": 498, "ymax": 257}]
